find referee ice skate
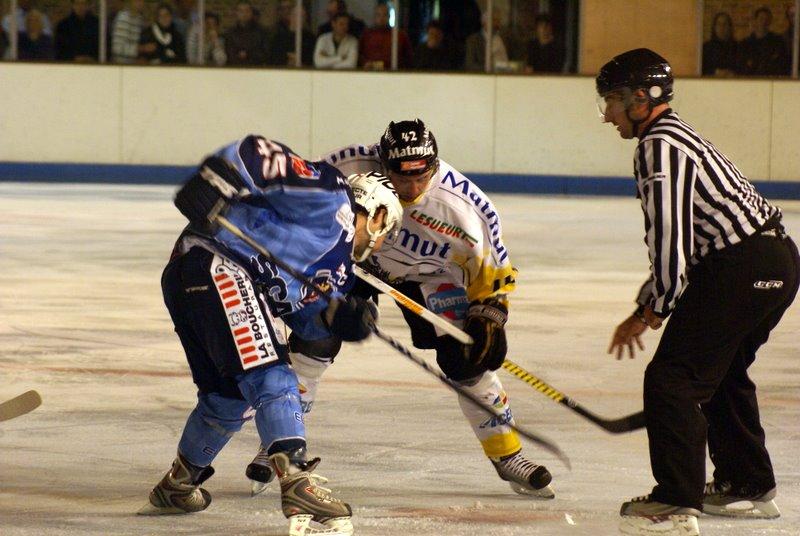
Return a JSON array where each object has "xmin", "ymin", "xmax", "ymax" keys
[{"xmin": 598, "ymin": 48, "xmax": 800, "ymax": 536}]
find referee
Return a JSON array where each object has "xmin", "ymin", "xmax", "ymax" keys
[{"xmin": 598, "ymin": 48, "xmax": 799, "ymax": 535}]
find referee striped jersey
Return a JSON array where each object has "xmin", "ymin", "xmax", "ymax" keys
[{"xmin": 633, "ymin": 109, "xmax": 781, "ymax": 316}]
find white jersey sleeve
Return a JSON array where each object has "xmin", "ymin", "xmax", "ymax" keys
[{"xmin": 320, "ymin": 143, "xmax": 383, "ymax": 177}]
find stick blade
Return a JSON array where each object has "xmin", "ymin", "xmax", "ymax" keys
[{"xmin": 0, "ymin": 390, "xmax": 42, "ymax": 422}]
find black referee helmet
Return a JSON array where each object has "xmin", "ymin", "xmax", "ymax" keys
[{"xmin": 596, "ymin": 48, "xmax": 674, "ymax": 104}]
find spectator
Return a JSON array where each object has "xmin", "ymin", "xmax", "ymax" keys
[
  {"xmin": 104, "ymin": 0, "xmax": 123, "ymax": 59},
  {"xmin": 139, "ymin": 3, "xmax": 186, "ymax": 64},
  {"xmin": 526, "ymin": 14, "xmax": 565, "ymax": 73},
  {"xmin": 55, "ymin": 0, "xmax": 99, "ymax": 62},
  {"xmin": 783, "ymin": 4, "xmax": 797, "ymax": 65},
  {"xmin": 172, "ymin": 0, "xmax": 196, "ymax": 39},
  {"xmin": 313, "ymin": 12, "xmax": 358, "ymax": 69},
  {"xmin": 464, "ymin": 9, "xmax": 508, "ymax": 72},
  {"xmin": 18, "ymin": 9, "xmax": 54, "ymax": 60},
  {"xmin": 186, "ymin": 11, "xmax": 226, "ymax": 65},
  {"xmin": 2, "ymin": 0, "xmax": 52, "ymax": 37},
  {"xmin": 270, "ymin": 4, "xmax": 315, "ymax": 66},
  {"xmin": 317, "ymin": 0, "xmax": 365, "ymax": 38},
  {"xmin": 359, "ymin": 2, "xmax": 412, "ymax": 70},
  {"xmin": 738, "ymin": 6, "xmax": 790, "ymax": 76},
  {"xmin": 1, "ymin": 27, "xmax": 7, "ymax": 59},
  {"xmin": 224, "ymin": 2, "xmax": 269, "ymax": 66},
  {"xmin": 702, "ymin": 12, "xmax": 737, "ymax": 76},
  {"xmin": 413, "ymin": 19, "xmax": 456, "ymax": 71},
  {"xmin": 111, "ymin": 0, "xmax": 146, "ymax": 64}
]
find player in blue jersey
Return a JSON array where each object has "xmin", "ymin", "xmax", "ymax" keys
[{"xmin": 139, "ymin": 135, "xmax": 402, "ymax": 536}]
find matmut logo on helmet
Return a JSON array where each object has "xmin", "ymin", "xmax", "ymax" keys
[{"xmin": 379, "ymin": 119, "xmax": 439, "ymax": 176}]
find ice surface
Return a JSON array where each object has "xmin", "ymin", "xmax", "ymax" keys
[{"xmin": 1, "ymin": 183, "xmax": 797, "ymax": 535}]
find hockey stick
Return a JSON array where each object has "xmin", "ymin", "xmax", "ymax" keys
[
  {"xmin": 214, "ymin": 215, "xmax": 570, "ymax": 468},
  {"xmin": 0, "ymin": 390, "xmax": 42, "ymax": 422},
  {"xmin": 354, "ymin": 267, "xmax": 645, "ymax": 434}
]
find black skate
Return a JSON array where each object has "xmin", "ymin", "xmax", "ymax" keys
[
  {"xmin": 491, "ymin": 450, "xmax": 555, "ymax": 499},
  {"xmin": 246, "ymin": 445, "xmax": 275, "ymax": 496},
  {"xmin": 270, "ymin": 450, "xmax": 353, "ymax": 536},
  {"xmin": 138, "ymin": 454, "xmax": 214, "ymax": 515},
  {"xmin": 702, "ymin": 481, "xmax": 780, "ymax": 519}
]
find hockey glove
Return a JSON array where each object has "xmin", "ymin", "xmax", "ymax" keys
[
  {"xmin": 463, "ymin": 298, "xmax": 508, "ymax": 371},
  {"xmin": 174, "ymin": 156, "xmax": 248, "ymax": 225},
  {"xmin": 324, "ymin": 295, "xmax": 378, "ymax": 342}
]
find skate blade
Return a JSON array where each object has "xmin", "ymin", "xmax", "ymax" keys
[
  {"xmin": 137, "ymin": 502, "xmax": 192, "ymax": 516},
  {"xmin": 703, "ymin": 498, "xmax": 780, "ymax": 519},
  {"xmin": 510, "ymin": 482, "xmax": 555, "ymax": 499},
  {"xmin": 619, "ymin": 514, "xmax": 699, "ymax": 536},
  {"xmin": 250, "ymin": 479, "xmax": 270, "ymax": 497},
  {"xmin": 288, "ymin": 514, "xmax": 353, "ymax": 536}
]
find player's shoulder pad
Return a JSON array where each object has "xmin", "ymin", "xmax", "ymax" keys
[
  {"xmin": 435, "ymin": 159, "xmax": 495, "ymax": 206},
  {"xmin": 322, "ymin": 143, "xmax": 380, "ymax": 166},
  {"xmin": 233, "ymin": 134, "xmax": 346, "ymax": 192}
]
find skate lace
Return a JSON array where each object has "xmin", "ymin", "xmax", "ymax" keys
[
  {"xmin": 704, "ymin": 481, "xmax": 731, "ymax": 496},
  {"xmin": 500, "ymin": 454, "xmax": 540, "ymax": 480}
]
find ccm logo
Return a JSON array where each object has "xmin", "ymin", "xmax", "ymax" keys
[{"xmin": 754, "ymin": 280, "xmax": 784, "ymax": 290}]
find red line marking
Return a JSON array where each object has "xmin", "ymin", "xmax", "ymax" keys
[
  {"xmin": 236, "ymin": 336, "xmax": 253, "ymax": 345},
  {"xmin": 224, "ymin": 299, "xmax": 241, "ymax": 309},
  {"xmin": 221, "ymin": 290, "xmax": 238, "ymax": 299},
  {"xmin": 242, "ymin": 355, "xmax": 260, "ymax": 364},
  {"xmin": 213, "ymin": 274, "xmax": 229, "ymax": 282},
  {"xmin": 240, "ymin": 345, "xmax": 256, "ymax": 354},
  {"xmin": 218, "ymin": 280, "xmax": 235, "ymax": 290},
  {"xmin": 233, "ymin": 327, "xmax": 249, "ymax": 336}
]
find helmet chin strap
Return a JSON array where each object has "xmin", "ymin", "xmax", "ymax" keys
[{"xmin": 625, "ymin": 98, "xmax": 653, "ymax": 138}]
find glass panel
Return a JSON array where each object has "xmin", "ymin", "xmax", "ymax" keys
[
  {"xmin": 7, "ymin": 0, "xmax": 56, "ymax": 61},
  {"xmin": 355, "ymin": 0, "xmax": 410, "ymax": 70},
  {"xmin": 50, "ymin": 0, "xmax": 101, "ymax": 62},
  {"xmin": 702, "ymin": 0, "xmax": 794, "ymax": 77},
  {"xmin": 273, "ymin": 0, "xmax": 315, "ymax": 67},
  {"xmin": 309, "ymin": 0, "xmax": 361, "ymax": 69},
  {"xmin": 406, "ymin": 0, "xmax": 466, "ymax": 71},
  {"xmin": 507, "ymin": 0, "xmax": 578, "ymax": 75},
  {"xmin": 1, "ymin": 0, "xmax": 10, "ymax": 60}
]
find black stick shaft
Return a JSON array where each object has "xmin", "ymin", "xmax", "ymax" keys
[{"xmin": 214, "ymin": 215, "xmax": 571, "ymax": 467}]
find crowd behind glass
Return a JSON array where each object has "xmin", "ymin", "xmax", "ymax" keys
[{"xmin": 1, "ymin": 0, "xmax": 798, "ymax": 77}]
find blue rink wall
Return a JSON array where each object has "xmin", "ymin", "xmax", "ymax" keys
[
  {"xmin": 2, "ymin": 162, "xmax": 799, "ymax": 200},
  {"xmin": 1, "ymin": 64, "xmax": 798, "ymax": 199}
]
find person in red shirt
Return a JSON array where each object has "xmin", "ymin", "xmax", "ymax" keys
[{"xmin": 358, "ymin": 2, "xmax": 412, "ymax": 69}]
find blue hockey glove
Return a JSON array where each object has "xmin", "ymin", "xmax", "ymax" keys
[
  {"xmin": 324, "ymin": 296, "xmax": 378, "ymax": 342},
  {"xmin": 174, "ymin": 156, "xmax": 248, "ymax": 225},
  {"xmin": 463, "ymin": 298, "xmax": 508, "ymax": 371}
]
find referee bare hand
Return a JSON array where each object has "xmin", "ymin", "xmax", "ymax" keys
[{"xmin": 608, "ymin": 315, "xmax": 648, "ymax": 359}]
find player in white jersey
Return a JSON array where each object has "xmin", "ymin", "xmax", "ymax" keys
[{"xmin": 246, "ymin": 119, "xmax": 554, "ymax": 499}]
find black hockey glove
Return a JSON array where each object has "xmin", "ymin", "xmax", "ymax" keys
[
  {"xmin": 463, "ymin": 298, "xmax": 508, "ymax": 371},
  {"xmin": 324, "ymin": 295, "xmax": 378, "ymax": 342},
  {"xmin": 174, "ymin": 156, "xmax": 248, "ymax": 225}
]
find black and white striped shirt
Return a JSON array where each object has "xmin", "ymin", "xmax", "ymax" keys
[{"xmin": 633, "ymin": 109, "xmax": 780, "ymax": 316}]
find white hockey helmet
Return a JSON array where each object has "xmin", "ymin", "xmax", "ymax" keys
[{"xmin": 347, "ymin": 171, "xmax": 403, "ymax": 262}]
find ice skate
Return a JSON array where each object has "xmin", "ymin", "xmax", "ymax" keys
[
  {"xmin": 491, "ymin": 450, "xmax": 554, "ymax": 499},
  {"xmin": 702, "ymin": 481, "xmax": 780, "ymax": 519},
  {"xmin": 246, "ymin": 445, "xmax": 275, "ymax": 496},
  {"xmin": 138, "ymin": 454, "xmax": 214, "ymax": 515},
  {"xmin": 271, "ymin": 450, "xmax": 353, "ymax": 536},
  {"xmin": 619, "ymin": 494, "xmax": 700, "ymax": 535}
]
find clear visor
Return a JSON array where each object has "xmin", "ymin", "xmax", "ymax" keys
[{"xmin": 596, "ymin": 88, "xmax": 632, "ymax": 123}]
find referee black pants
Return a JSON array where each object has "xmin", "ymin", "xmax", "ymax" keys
[{"xmin": 645, "ymin": 230, "xmax": 799, "ymax": 510}]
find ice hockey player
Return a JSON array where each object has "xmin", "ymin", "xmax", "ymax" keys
[
  {"xmin": 246, "ymin": 119, "xmax": 555, "ymax": 500},
  {"xmin": 139, "ymin": 134, "xmax": 402, "ymax": 536}
]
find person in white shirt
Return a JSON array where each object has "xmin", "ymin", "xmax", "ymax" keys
[{"xmin": 313, "ymin": 12, "xmax": 357, "ymax": 69}]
